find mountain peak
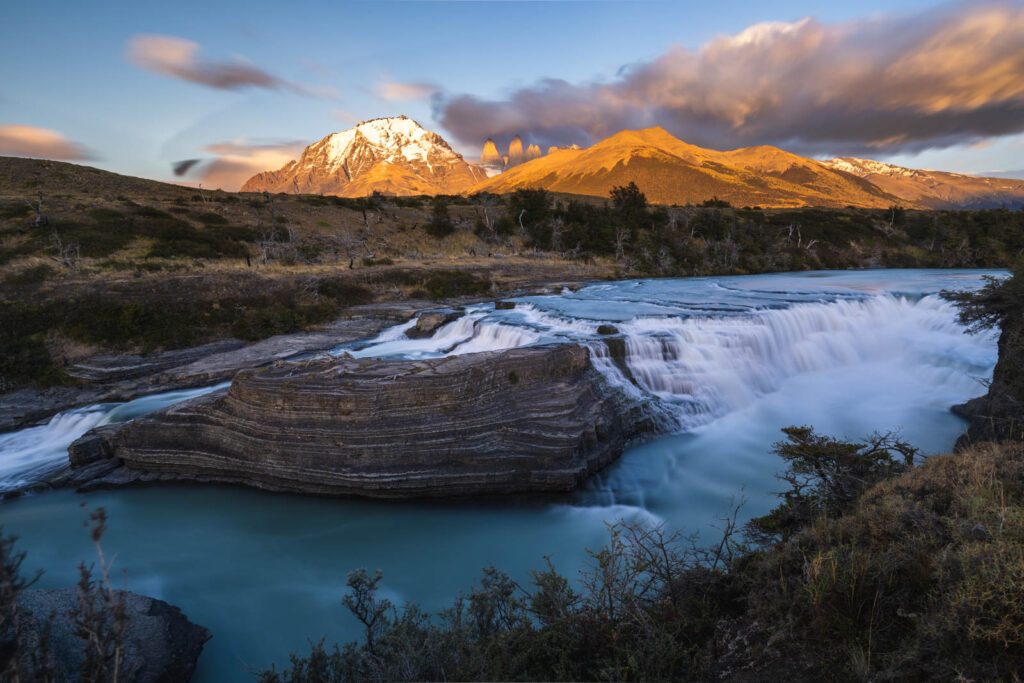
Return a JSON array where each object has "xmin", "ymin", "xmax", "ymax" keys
[
  {"xmin": 241, "ymin": 117, "xmax": 484, "ymax": 197},
  {"xmin": 824, "ymin": 157, "xmax": 919, "ymax": 178}
]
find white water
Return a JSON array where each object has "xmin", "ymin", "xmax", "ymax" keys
[
  {"xmin": 0, "ymin": 383, "xmax": 228, "ymax": 494},
  {"xmin": 0, "ymin": 269, "xmax": 1003, "ymax": 681}
]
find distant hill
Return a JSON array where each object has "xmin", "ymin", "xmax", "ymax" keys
[
  {"xmin": 242, "ymin": 116, "xmax": 486, "ymax": 197},
  {"xmin": 468, "ymin": 127, "xmax": 904, "ymax": 208},
  {"xmin": 824, "ymin": 157, "xmax": 1024, "ymax": 209}
]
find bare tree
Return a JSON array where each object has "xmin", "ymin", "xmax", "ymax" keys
[
  {"xmin": 614, "ymin": 224, "xmax": 630, "ymax": 261},
  {"xmin": 49, "ymin": 229, "xmax": 81, "ymax": 272}
]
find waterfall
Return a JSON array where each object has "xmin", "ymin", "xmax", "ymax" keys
[
  {"xmin": 346, "ymin": 292, "xmax": 995, "ymax": 434},
  {"xmin": 0, "ymin": 383, "xmax": 228, "ymax": 494},
  {"xmin": 605, "ymin": 294, "xmax": 993, "ymax": 430},
  {"xmin": 0, "ymin": 271, "xmax": 999, "ymax": 494}
]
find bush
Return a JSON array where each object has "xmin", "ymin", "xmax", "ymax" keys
[
  {"xmin": 4, "ymin": 264, "xmax": 54, "ymax": 285},
  {"xmin": 422, "ymin": 271, "xmax": 490, "ymax": 299},
  {"xmin": 425, "ymin": 198, "xmax": 454, "ymax": 238}
]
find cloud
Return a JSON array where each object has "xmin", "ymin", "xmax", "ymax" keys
[
  {"xmin": 0, "ymin": 124, "xmax": 96, "ymax": 161},
  {"xmin": 127, "ymin": 35, "xmax": 336, "ymax": 99},
  {"xmin": 436, "ymin": 2, "xmax": 1024, "ymax": 156},
  {"xmin": 173, "ymin": 139, "xmax": 306, "ymax": 191},
  {"xmin": 375, "ymin": 81, "xmax": 441, "ymax": 102}
]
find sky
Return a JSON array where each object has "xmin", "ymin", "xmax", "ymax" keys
[{"xmin": 1, "ymin": 0, "xmax": 1023, "ymax": 189}]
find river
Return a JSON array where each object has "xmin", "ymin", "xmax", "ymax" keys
[{"xmin": 0, "ymin": 269, "xmax": 1000, "ymax": 680}]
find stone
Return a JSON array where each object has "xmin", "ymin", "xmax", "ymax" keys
[
  {"xmin": 405, "ymin": 308, "xmax": 463, "ymax": 338},
  {"xmin": 596, "ymin": 324, "xmax": 619, "ymax": 335},
  {"xmin": 494, "ymin": 300, "xmax": 516, "ymax": 310},
  {"xmin": 7, "ymin": 588, "xmax": 210, "ymax": 682},
  {"xmin": 82, "ymin": 344, "xmax": 646, "ymax": 498},
  {"xmin": 68, "ymin": 424, "xmax": 123, "ymax": 467}
]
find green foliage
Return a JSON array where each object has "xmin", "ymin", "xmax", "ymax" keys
[
  {"xmin": 262, "ymin": 433, "xmax": 1024, "ymax": 682},
  {"xmin": 747, "ymin": 426, "xmax": 917, "ymax": 543},
  {"xmin": 422, "ymin": 271, "xmax": 490, "ymax": 299},
  {"xmin": 424, "ymin": 198, "xmax": 455, "ymax": 238},
  {"xmin": 0, "ymin": 279, "xmax": 374, "ymax": 388},
  {"xmin": 260, "ymin": 519, "xmax": 741, "ymax": 682},
  {"xmin": 943, "ymin": 259, "xmax": 1024, "ymax": 332},
  {"xmin": 508, "ymin": 189, "xmax": 553, "ymax": 245}
]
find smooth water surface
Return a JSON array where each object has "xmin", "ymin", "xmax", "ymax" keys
[{"xmin": 0, "ymin": 269, "xmax": 1001, "ymax": 680}]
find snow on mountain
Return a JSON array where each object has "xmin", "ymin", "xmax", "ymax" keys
[
  {"xmin": 241, "ymin": 116, "xmax": 485, "ymax": 197},
  {"xmin": 824, "ymin": 157, "xmax": 921, "ymax": 178}
]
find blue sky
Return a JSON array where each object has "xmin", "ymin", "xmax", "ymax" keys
[{"xmin": 1, "ymin": 0, "xmax": 1022, "ymax": 188}]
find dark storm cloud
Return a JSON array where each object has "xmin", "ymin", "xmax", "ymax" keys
[{"xmin": 436, "ymin": 3, "xmax": 1024, "ymax": 156}]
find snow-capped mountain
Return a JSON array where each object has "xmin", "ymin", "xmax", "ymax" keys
[
  {"xmin": 241, "ymin": 116, "xmax": 486, "ymax": 197},
  {"xmin": 824, "ymin": 157, "xmax": 922, "ymax": 179},
  {"xmin": 824, "ymin": 156, "xmax": 1024, "ymax": 208}
]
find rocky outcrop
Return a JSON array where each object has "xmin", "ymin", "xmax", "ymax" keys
[
  {"xmin": 0, "ymin": 309, "xmax": 416, "ymax": 433},
  {"xmin": 955, "ymin": 312, "xmax": 1024, "ymax": 448},
  {"xmin": 76, "ymin": 344, "xmax": 648, "ymax": 498},
  {"xmin": 405, "ymin": 308, "xmax": 462, "ymax": 338},
  {"xmin": 525, "ymin": 144, "xmax": 542, "ymax": 161},
  {"xmin": 480, "ymin": 138, "xmax": 501, "ymax": 168},
  {"xmin": 6, "ymin": 588, "xmax": 209, "ymax": 682},
  {"xmin": 507, "ymin": 136, "xmax": 524, "ymax": 167}
]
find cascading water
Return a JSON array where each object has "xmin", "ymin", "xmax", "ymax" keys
[
  {"xmin": 0, "ymin": 269, "xmax": 1003, "ymax": 682},
  {"xmin": 0, "ymin": 383, "xmax": 228, "ymax": 494}
]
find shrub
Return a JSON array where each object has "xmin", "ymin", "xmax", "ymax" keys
[
  {"xmin": 422, "ymin": 271, "xmax": 490, "ymax": 299},
  {"xmin": 3, "ymin": 264, "xmax": 55, "ymax": 285},
  {"xmin": 425, "ymin": 198, "xmax": 454, "ymax": 238}
]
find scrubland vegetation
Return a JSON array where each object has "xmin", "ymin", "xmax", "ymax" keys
[{"xmin": 3, "ymin": 157, "xmax": 1024, "ymax": 393}]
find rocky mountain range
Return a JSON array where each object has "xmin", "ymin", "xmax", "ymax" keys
[
  {"xmin": 241, "ymin": 116, "xmax": 486, "ymax": 197},
  {"xmin": 241, "ymin": 116, "xmax": 1024, "ymax": 209},
  {"xmin": 823, "ymin": 157, "xmax": 1024, "ymax": 209}
]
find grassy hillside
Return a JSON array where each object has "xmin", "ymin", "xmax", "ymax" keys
[{"xmin": 3, "ymin": 156, "xmax": 1024, "ymax": 393}]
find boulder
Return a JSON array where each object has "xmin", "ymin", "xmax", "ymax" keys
[
  {"xmin": 494, "ymin": 300, "xmax": 516, "ymax": 310},
  {"xmin": 82, "ymin": 344, "xmax": 644, "ymax": 498},
  {"xmin": 405, "ymin": 309, "xmax": 463, "ymax": 338},
  {"xmin": 7, "ymin": 588, "xmax": 210, "ymax": 682}
]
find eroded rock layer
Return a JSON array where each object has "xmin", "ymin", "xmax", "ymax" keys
[{"xmin": 96, "ymin": 344, "xmax": 640, "ymax": 497}]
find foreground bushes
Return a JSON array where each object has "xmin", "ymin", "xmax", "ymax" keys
[{"xmin": 260, "ymin": 430, "xmax": 1024, "ymax": 681}]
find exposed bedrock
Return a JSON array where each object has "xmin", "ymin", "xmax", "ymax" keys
[
  {"xmin": 78, "ymin": 344, "xmax": 652, "ymax": 497},
  {"xmin": 6, "ymin": 588, "xmax": 210, "ymax": 682}
]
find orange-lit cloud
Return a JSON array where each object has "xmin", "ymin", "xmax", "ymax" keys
[
  {"xmin": 376, "ymin": 81, "xmax": 441, "ymax": 102},
  {"xmin": 127, "ymin": 35, "xmax": 336, "ymax": 99},
  {"xmin": 437, "ymin": 2, "xmax": 1024, "ymax": 156},
  {"xmin": 0, "ymin": 124, "xmax": 95, "ymax": 160},
  {"xmin": 174, "ymin": 139, "xmax": 306, "ymax": 191}
]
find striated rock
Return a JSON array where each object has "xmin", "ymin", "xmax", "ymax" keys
[
  {"xmin": 68, "ymin": 424, "xmax": 123, "ymax": 467},
  {"xmin": 8, "ymin": 588, "xmax": 210, "ymax": 682},
  {"xmin": 405, "ymin": 308, "xmax": 463, "ymax": 338},
  {"xmin": 82, "ymin": 344, "xmax": 645, "ymax": 498}
]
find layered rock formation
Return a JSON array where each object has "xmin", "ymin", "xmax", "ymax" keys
[
  {"xmin": 525, "ymin": 144, "xmax": 542, "ymax": 161},
  {"xmin": 75, "ymin": 344, "xmax": 647, "ymax": 498},
  {"xmin": 8, "ymin": 588, "xmax": 209, "ymax": 682},
  {"xmin": 241, "ymin": 116, "xmax": 486, "ymax": 197}
]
